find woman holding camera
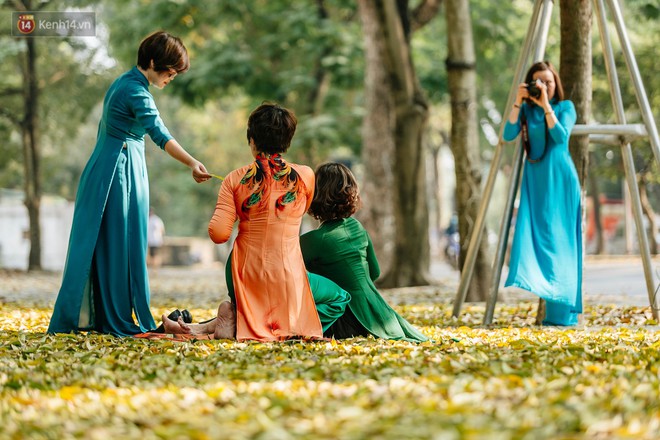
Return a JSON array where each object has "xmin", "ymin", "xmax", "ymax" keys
[{"xmin": 503, "ymin": 61, "xmax": 581, "ymax": 326}]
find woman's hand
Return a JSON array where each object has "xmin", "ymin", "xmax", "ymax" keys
[
  {"xmin": 515, "ymin": 83, "xmax": 529, "ymax": 106},
  {"xmin": 164, "ymin": 139, "xmax": 212, "ymax": 182},
  {"xmin": 508, "ymin": 83, "xmax": 528, "ymax": 123},
  {"xmin": 191, "ymin": 161, "xmax": 211, "ymax": 183}
]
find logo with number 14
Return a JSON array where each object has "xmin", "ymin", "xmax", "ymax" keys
[{"xmin": 17, "ymin": 14, "xmax": 35, "ymax": 35}]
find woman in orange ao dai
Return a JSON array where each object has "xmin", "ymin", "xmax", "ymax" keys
[{"xmin": 207, "ymin": 103, "xmax": 323, "ymax": 341}]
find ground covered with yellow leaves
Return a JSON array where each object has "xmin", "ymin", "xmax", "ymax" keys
[{"xmin": 1, "ymin": 270, "xmax": 659, "ymax": 439}]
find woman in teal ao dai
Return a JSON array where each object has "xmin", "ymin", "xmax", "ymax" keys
[
  {"xmin": 503, "ymin": 61, "xmax": 582, "ymax": 326},
  {"xmin": 48, "ymin": 32, "xmax": 210, "ymax": 336}
]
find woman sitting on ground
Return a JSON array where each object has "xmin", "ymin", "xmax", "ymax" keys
[{"xmin": 300, "ymin": 163, "xmax": 428, "ymax": 342}]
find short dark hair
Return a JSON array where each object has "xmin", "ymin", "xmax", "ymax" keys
[
  {"xmin": 308, "ymin": 162, "xmax": 361, "ymax": 222},
  {"xmin": 525, "ymin": 60, "xmax": 564, "ymax": 102},
  {"xmin": 137, "ymin": 31, "xmax": 190, "ymax": 74},
  {"xmin": 247, "ymin": 103, "xmax": 297, "ymax": 155}
]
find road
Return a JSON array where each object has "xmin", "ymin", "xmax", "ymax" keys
[
  {"xmin": 430, "ymin": 256, "xmax": 660, "ymax": 306},
  {"xmin": 1, "ymin": 256, "xmax": 657, "ymax": 308},
  {"xmin": 582, "ymin": 257, "xmax": 659, "ymax": 306}
]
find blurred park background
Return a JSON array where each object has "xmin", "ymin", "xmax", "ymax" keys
[{"xmin": 0, "ymin": 0, "xmax": 658, "ymax": 293}]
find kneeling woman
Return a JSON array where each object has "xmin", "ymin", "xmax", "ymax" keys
[
  {"xmin": 205, "ymin": 104, "xmax": 347, "ymax": 341},
  {"xmin": 300, "ymin": 163, "xmax": 428, "ymax": 342}
]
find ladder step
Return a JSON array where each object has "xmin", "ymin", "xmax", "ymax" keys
[{"xmin": 571, "ymin": 123, "xmax": 647, "ymax": 137}]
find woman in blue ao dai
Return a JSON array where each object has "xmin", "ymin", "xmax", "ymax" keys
[{"xmin": 503, "ymin": 61, "xmax": 582, "ymax": 326}]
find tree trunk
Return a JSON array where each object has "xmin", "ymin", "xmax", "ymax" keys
[
  {"xmin": 429, "ymin": 140, "xmax": 442, "ymax": 254},
  {"xmin": 357, "ymin": 0, "xmax": 396, "ymax": 273},
  {"xmin": 588, "ymin": 152, "xmax": 606, "ymax": 254},
  {"xmin": 22, "ymin": 35, "xmax": 42, "ymax": 271},
  {"xmin": 377, "ymin": 0, "xmax": 430, "ymax": 287},
  {"xmin": 557, "ymin": 0, "xmax": 592, "ymax": 323},
  {"xmin": 357, "ymin": 0, "xmax": 431, "ymax": 287},
  {"xmin": 444, "ymin": 0, "xmax": 490, "ymax": 301},
  {"xmin": 560, "ymin": 0, "xmax": 592, "ymax": 184},
  {"xmin": 588, "ymin": 172, "xmax": 606, "ymax": 255},
  {"xmin": 638, "ymin": 176, "xmax": 658, "ymax": 255},
  {"xmin": 301, "ymin": 0, "xmax": 333, "ymax": 165}
]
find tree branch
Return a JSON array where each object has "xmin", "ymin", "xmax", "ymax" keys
[
  {"xmin": 411, "ymin": 0, "xmax": 442, "ymax": 32},
  {"xmin": 381, "ymin": 1, "xmax": 415, "ymax": 98},
  {"xmin": 0, "ymin": 106, "xmax": 22, "ymax": 127},
  {"xmin": 12, "ymin": 0, "xmax": 51, "ymax": 12},
  {"xmin": 0, "ymin": 88, "xmax": 22, "ymax": 98},
  {"xmin": 12, "ymin": 0, "xmax": 27, "ymax": 11}
]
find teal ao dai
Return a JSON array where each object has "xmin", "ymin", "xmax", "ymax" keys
[
  {"xmin": 48, "ymin": 67, "xmax": 173, "ymax": 336},
  {"xmin": 503, "ymin": 100, "xmax": 582, "ymax": 325}
]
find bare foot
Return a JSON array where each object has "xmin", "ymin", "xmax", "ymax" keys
[
  {"xmin": 161, "ymin": 313, "xmax": 191, "ymax": 334},
  {"xmin": 214, "ymin": 301, "xmax": 236, "ymax": 340},
  {"xmin": 177, "ymin": 317, "xmax": 192, "ymax": 332}
]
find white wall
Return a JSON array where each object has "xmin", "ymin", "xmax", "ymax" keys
[{"xmin": 0, "ymin": 191, "xmax": 74, "ymax": 271}]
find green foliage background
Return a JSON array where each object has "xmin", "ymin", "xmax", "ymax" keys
[{"xmin": 0, "ymin": 0, "xmax": 658, "ymax": 235}]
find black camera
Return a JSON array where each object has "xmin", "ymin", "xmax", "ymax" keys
[{"xmin": 526, "ymin": 81, "xmax": 542, "ymax": 99}]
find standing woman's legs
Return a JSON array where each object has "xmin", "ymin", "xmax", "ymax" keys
[
  {"xmin": 543, "ymin": 301, "xmax": 578, "ymax": 326},
  {"xmin": 126, "ymin": 144, "xmax": 156, "ymax": 331},
  {"xmin": 93, "ymin": 149, "xmax": 142, "ymax": 336}
]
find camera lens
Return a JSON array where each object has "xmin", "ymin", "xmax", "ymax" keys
[{"xmin": 527, "ymin": 82, "xmax": 541, "ymax": 99}]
